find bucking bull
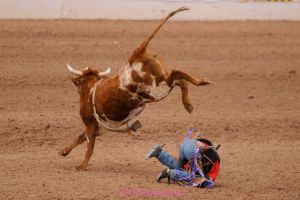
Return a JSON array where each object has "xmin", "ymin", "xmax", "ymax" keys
[{"xmin": 59, "ymin": 7, "xmax": 211, "ymax": 170}]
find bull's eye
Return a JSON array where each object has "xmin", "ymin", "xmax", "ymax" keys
[
  {"xmin": 80, "ymin": 77, "xmax": 86, "ymax": 85},
  {"xmin": 71, "ymin": 76, "xmax": 85, "ymax": 87}
]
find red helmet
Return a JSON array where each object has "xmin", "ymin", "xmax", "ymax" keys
[{"xmin": 197, "ymin": 138, "xmax": 220, "ymax": 181}]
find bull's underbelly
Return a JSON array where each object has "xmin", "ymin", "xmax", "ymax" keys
[
  {"xmin": 103, "ymin": 101, "xmax": 143, "ymax": 122},
  {"xmin": 93, "ymin": 93, "xmax": 145, "ymax": 131},
  {"xmin": 101, "ymin": 105, "xmax": 145, "ymax": 129}
]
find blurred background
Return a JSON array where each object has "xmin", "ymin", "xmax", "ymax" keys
[{"xmin": 0, "ymin": 0, "xmax": 299, "ymax": 20}]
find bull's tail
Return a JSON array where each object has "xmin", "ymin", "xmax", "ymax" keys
[{"xmin": 129, "ymin": 7, "xmax": 189, "ymax": 65}]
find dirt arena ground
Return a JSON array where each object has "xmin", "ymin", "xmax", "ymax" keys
[{"xmin": 0, "ymin": 20, "xmax": 299, "ymax": 199}]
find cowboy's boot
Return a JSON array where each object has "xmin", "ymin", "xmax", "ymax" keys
[
  {"xmin": 157, "ymin": 167, "xmax": 171, "ymax": 183},
  {"xmin": 145, "ymin": 144, "xmax": 164, "ymax": 160}
]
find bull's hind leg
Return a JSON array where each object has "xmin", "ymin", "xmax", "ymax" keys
[
  {"xmin": 58, "ymin": 132, "xmax": 87, "ymax": 157},
  {"xmin": 166, "ymin": 69, "xmax": 211, "ymax": 87},
  {"xmin": 175, "ymin": 80, "xmax": 193, "ymax": 113}
]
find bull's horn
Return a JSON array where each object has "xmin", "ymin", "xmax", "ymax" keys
[
  {"xmin": 98, "ymin": 67, "xmax": 111, "ymax": 76},
  {"xmin": 66, "ymin": 63, "xmax": 83, "ymax": 76}
]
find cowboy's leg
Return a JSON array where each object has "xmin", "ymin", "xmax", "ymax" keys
[
  {"xmin": 156, "ymin": 139, "xmax": 198, "ymax": 169},
  {"xmin": 169, "ymin": 169, "xmax": 191, "ymax": 181},
  {"xmin": 157, "ymin": 150, "xmax": 181, "ymax": 169},
  {"xmin": 178, "ymin": 141, "xmax": 188, "ymax": 167},
  {"xmin": 169, "ymin": 168, "xmax": 215, "ymax": 188},
  {"xmin": 158, "ymin": 139, "xmax": 198, "ymax": 169}
]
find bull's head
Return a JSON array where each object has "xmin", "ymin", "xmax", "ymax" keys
[{"xmin": 67, "ymin": 64, "xmax": 111, "ymax": 93}]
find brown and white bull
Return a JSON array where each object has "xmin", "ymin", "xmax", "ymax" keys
[{"xmin": 59, "ymin": 7, "xmax": 211, "ymax": 170}]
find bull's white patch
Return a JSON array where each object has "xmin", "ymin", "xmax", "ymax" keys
[
  {"xmin": 148, "ymin": 80, "xmax": 170, "ymax": 101},
  {"xmin": 119, "ymin": 62, "xmax": 144, "ymax": 90},
  {"xmin": 119, "ymin": 64, "xmax": 132, "ymax": 91},
  {"xmin": 119, "ymin": 62, "xmax": 171, "ymax": 101},
  {"xmin": 119, "ymin": 62, "xmax": 144, "ymax": 98}
]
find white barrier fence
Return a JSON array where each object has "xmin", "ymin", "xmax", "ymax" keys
[{"xmin": 0, "ymin": 0, "xmax": 300, "ymax": 20}]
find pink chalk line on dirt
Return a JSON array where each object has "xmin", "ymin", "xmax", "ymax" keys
[{"xmin": 118, "ymin": 188, "xmax": 185, "ymax": 197}]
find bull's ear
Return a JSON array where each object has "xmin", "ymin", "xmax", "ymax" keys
[{"xmin": 71, "ymin": 77, "xmax": 81, "ymax": 87}]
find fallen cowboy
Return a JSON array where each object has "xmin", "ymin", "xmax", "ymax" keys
[{"xmin": 145, "ymin": 128, "xmax": 221, "ymax": 188}]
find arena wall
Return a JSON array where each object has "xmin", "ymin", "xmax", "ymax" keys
[{"xmin": 0, "ymin": 0, "xmax": 299, "ymax": 20}]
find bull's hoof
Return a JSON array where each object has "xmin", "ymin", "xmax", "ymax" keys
[
  {"xmin": 75, "ymin": 165, "xmax": 87, "ymax": 171},
  {"xmin": 198, "ymin": 79, "xmax": 212, "ymax": 86},
  {"xmin": 58, "ymin": 149, "xmax": 69, "ymax": 157},
  {"xmin": 184, "ymin": 103, "xmax": 193, "ymax": 113}
]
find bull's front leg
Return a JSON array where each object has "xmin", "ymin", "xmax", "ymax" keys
[
  {"xmin": 175, "ymin": 80, "xmax": 193, "ymax": 113},
  {"xmin": 75, "ymin": 122, "xmax": 97, "ymax": 171},
  {"xmin": 58, "ymin": 132, "xmax": 87, "ymax": 157}
]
